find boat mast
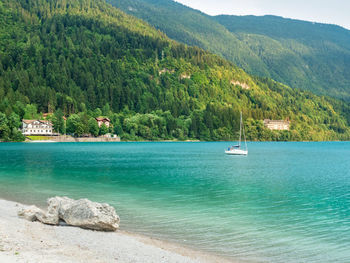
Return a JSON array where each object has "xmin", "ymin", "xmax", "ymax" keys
[
  {"xmin": 242, "ymin": 115, "xmax": 248, "ymax": 151},
  {"xmin": 239, "ymin": 111, "xmax": 242, "ymax": 147}
]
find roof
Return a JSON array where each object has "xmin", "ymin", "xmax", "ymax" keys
[
  {"xmin": 22, "ymin": 119, "xmax": 52, "ymax": 125},
  {"xmin": 95, "ymin": 117, "xmax": 111, "ymax": 122}
]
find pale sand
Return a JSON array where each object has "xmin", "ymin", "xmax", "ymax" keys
[{"xmin": 0, "ymin": 199, "xmax": 234, "ymax": 263}]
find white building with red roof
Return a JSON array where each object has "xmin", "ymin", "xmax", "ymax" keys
[{"xmin": 22, "ymin": 120, "xmax": 54, "ymax": 135}]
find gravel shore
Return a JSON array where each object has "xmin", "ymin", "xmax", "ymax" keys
[{"xmin": 0, "ymin": 199, "xmax": 233, "ymax": 263}]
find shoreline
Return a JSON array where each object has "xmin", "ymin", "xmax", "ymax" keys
[
  {"xmin": 0, "ymin": 198, "xmax": 234, "ymax": 263},
  {"xmin": 2, "ymin": 140, "xmax": 349, "ymax": 143}
]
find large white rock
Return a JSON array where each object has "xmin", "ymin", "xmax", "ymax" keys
[
  {"xmin": 53, "ymin": 197, "xmax": 120, "ymax": 231},
  {"xmin": 18, "ymin": 197, "xmax": 120, "ymax": 231}
]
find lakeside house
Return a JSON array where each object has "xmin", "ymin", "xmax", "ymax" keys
[
  {"xmin": 263, "ymin": 119, "xmax": 290, "ymax": 131},
  {"xmin": 22, "ymin": 120, "xmax": 54, "ymax": 135},
  {"xmin": 96, "ymin": 117, "xmax": 111, "ymax": 128}
]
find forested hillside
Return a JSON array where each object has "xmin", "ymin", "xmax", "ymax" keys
[
  {"xmin": 109, "ymin": 0, "xmax": 269, "ymax": 76},
  {"xmin": 111, "ymin": 0, "xmax": 350, "ymax": 101},
  {"xmin": 214, "ymin": 15, "xmax": 350, "ymax": 100},
  {"xmin": 0, "ymin": 0, "xmax": 350, "ymax": 142}
]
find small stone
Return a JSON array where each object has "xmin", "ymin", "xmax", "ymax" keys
[{"xmin": 17, "ymin": 205, "xmax": 43, "ymax": 222}]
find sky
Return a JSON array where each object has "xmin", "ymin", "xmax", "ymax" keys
[{"xmin": 175, "ymin": 0, "xmax": 350, "ymax": 30}]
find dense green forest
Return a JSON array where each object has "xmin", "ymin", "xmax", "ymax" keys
[
  {"xmin": 0, "ymin": 0, "xmax": 350, "ymax": 142},
  {"xmin": 111, "ymin": 0, "xmax": 350, "ymax": 101}
]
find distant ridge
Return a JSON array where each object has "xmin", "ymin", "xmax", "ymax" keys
[{"xmin": 110, "ymin": 0, "xmax": 350, "ymax": 101}]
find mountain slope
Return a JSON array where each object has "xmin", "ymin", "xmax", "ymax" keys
[
  {"xmin": 0, "ymin": 0, "xmax": 350, "ymax": 142},
  {"xmin": 214, "ymin": 15, "xmax": 350, "ymax": 100},
  {"xmin": 107, "ymin": 0, "xmax": 271, "ymax": 76},
  {"xmin": 110, "ymin": 0, "xmax": 350, "ymax": 101}
]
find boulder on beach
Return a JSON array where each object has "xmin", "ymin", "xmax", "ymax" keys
[{"xmin": 18, "ymin": 197, "xmax": 120, "ymax": 231}]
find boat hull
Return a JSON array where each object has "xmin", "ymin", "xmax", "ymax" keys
[{"xmin": 225, "ymin": 149, "xmax": 248, "ymax": 155}]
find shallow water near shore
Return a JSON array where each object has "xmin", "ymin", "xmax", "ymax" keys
[{"xmin": 1, "ymin": 142, "xmax": 350, "ymax": 262}]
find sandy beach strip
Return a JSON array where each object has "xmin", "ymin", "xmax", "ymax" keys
[{"xmin": 0, "ymin": 199, "xmax": 234, "ymax": 263}]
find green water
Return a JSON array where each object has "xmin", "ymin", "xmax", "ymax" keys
[{"xmin": 1, "ymin": 142, "xmax": 350, "ymax": 262}]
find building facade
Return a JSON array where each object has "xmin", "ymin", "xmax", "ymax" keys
[
  {"xmin": 263, "ymin": 119, "xmax": 290, "ymax": 131},
  {"xmin": 22, "ymin": 120, "xmax": 54, "ymax": 135},
  {"xmin": 95, "ymin": 117, "xmax": 111, "ymax": 128}
]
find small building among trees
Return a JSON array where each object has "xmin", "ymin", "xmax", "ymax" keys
[
  {"xmin": 95, "ymin": 117, "xmax": 111, "ymax": 128},
  {"xmin": 263, "ymin": 119, "xmax": 290, "ymax": 131}
]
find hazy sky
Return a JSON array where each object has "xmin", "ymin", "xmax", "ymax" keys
[{"xmin": 175, "ymin": 0, "xmax": 350, "ymax": 30}]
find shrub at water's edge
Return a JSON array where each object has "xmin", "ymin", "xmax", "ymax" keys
[{"xmin": 0, "ymin": 0, "xmax": 350, "ymax": 142}]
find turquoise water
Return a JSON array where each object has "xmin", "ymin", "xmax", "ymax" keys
[{"xmin": 0, "ymin": 142, "xmax": 350, "ymax": 262}]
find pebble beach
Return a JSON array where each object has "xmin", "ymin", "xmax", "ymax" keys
[{"xmin": 0, "ymin": 199, "xmax": 232, "ymax": 263}]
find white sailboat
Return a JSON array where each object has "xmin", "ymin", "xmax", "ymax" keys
[{"xmin": 225, "ymin": 112, "xmax": 248, "ymax": 155}]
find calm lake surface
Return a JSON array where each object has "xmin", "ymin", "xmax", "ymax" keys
[{"xmin": 1, "ymin": 142, "xmax": 350, "ymax": 262}]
